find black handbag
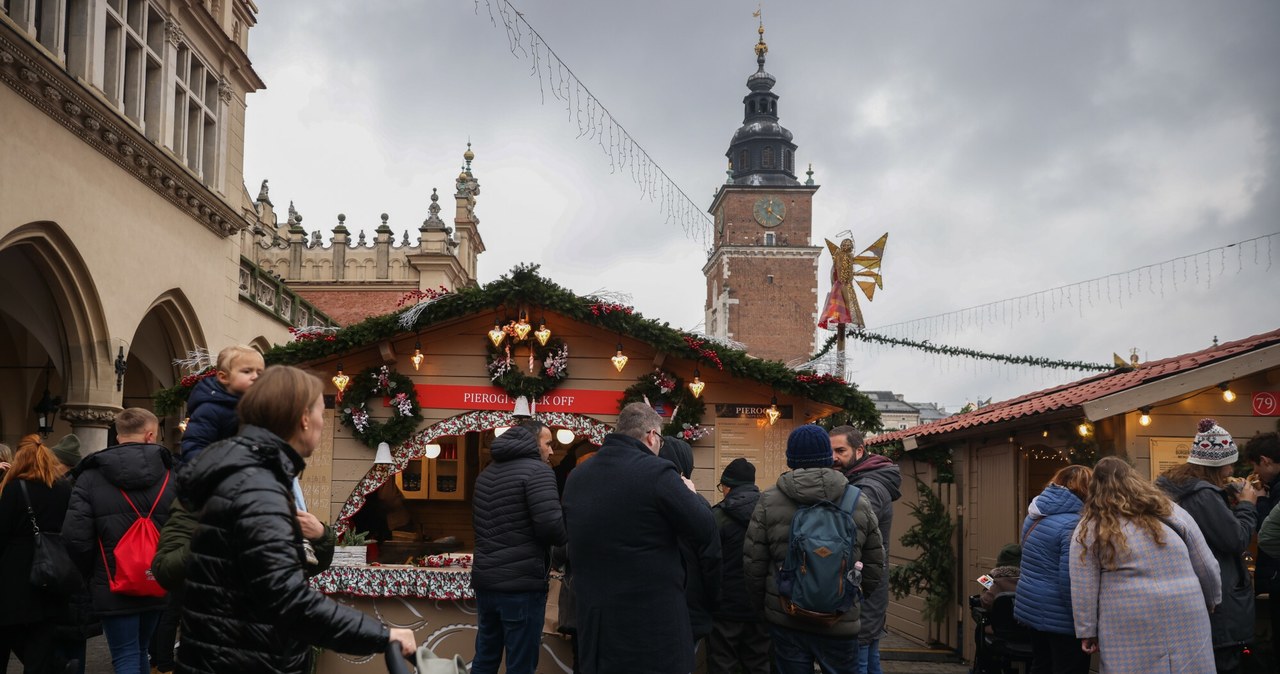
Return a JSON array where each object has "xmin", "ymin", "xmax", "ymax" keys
[{"xmin": 18, "ymin": 480, "xmax": 82, "ymax": 595}]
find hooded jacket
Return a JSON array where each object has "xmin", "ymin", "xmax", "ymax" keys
[
  {"xmin": 175, "ymin": 426, "xmax": 387, "ymax": 674},
  {"xmin": 842, "ymin": 452, "xmax": 901, "ymax": 642},
  {"xmin": 62, "ymin": 442, "xmax": 175, "ymax": 617},
  {"xmin": 712, "ymin": 483, "xmax": 761, "ymax": 622},
  {"xmin": 1013, "ymin": 484, "xmax": 1082, "ymax": 635},
  {"xmin": 471, "ymin": 426, "xmax": 566, "ymax": 592},
  {"xmin": 660, "ymin": 435, "xmax": 720, "ymax": 638},
  {"xmin": 744, "ymin": 468, "xmax": 884, "ymax": 637},
  {"xmin": 1157, "ymin": 474, "xmax": 1256, "ymax": 649},
  {"xmin": 179, "ymin": 376, "xmax": 241, "ymax": 466}
]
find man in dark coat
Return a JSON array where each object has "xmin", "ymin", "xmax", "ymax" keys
[
  {"xmin": 563, "ymin": 402, "xmax": 720, "ymax": 674},
  {"xmin": 831, "ymin": 425, "xmax": 900, "ymax": 674},
  {"xmin": 746, "ymin": 425, "xmax": 884, "ymax": 674},
  {"xmin": 708, "ymin": 457, "xmax": 769, "ymax": 674},
  {"xmin": 471, "ymin": 420, "xmax": 567, "ymax": 674},
  {"xmin": 1246, "ymin": 431, "xmax": 1280, "ymax": 660},
  {"xmin": 62, "ymin": 408, "xmax": 176, "ymax": 674}
]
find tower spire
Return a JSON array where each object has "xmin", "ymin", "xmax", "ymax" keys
[{"xmin": 753, "ymin": 7, "xmax": 767, "ymax": 67}]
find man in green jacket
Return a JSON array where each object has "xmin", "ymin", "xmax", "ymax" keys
[{"xmin": 745, "ymin": 425, "xmax": 884, "ymax": 674}]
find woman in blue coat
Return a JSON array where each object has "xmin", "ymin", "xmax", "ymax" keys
[{"xmin": 1014, "ymin": 465, "xmax": 1092, "ymax": 674}]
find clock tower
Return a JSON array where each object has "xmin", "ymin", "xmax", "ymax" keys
[{"xmin": 703, "ymin": 24, "xmax": 821, "ymax": 364}]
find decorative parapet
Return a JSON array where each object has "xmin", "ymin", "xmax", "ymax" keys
[
  {"xmin": 239, "ymin": 256, "xmax": 335, "ymax": 327},
  {"xmin": 0, "ymin": 24, "xmax": 248, "ymax": 238}
]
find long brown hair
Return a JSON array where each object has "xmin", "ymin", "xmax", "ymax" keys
[
  {"xmin": 1161, "ymin": 461, "xmax": 1228, "ymax": 489},
  {"xmin": 1076, "ymin": 456, "xmax": 1172, "ymax": 569},
  {"xmin": 1049, "ymin": 464, "xmax": 1092, "ymax": 501},
  {"xmin": 0, "ymin": 434, "xmax": 67, "ymax": 493}
]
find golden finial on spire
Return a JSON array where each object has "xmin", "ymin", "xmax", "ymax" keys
[{"xmin": 753, "ymin": 6, "xmax": 767, "ymax": 58}]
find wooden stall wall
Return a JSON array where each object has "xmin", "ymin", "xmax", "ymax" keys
[{"xmin": 884, "ymin": 458, "xmax": 959, "ymax": 651}]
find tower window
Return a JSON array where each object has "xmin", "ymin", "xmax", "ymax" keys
[
  {"xmin": 765, "ymin": 232, "xmax": 775, "ymax": 246},
  {"xmin": 767, "ymin": 274, "xmax": 774, "ymax": 284},
  {"xmin": 740, "ymin": 149, "xmax": 749, "ymax": 172},
  {"xmin": 762, "ymin": 146, "xmax": 775, "ymax": 169},
  {"xmin": 784, "ymin": 149, "xmax": 793, "ymax": 172}
]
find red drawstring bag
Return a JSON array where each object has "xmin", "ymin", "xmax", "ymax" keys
[{"xmin": 99, "ymin": 471, "xmax": 170, "ymax": 597}]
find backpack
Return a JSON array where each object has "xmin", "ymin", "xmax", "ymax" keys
[
  {"xmin": 99, "ymin": 470, "xmax": 170, "ymax": 597},
  {"xmin": 775, "ymin": 484, "xmax": 863, "ymax": 626}
]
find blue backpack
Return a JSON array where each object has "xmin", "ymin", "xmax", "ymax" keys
[{"xmin": 775, "ymin": 484, "xmax": 863, "ymax": 626}]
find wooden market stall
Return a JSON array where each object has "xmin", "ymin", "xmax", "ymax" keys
[{"xmin": 253, "ymin": 267, "xmax": 875, "ymax": 673}]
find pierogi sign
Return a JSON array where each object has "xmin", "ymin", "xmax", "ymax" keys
[{"xmin": 415, "ymin": 384, "xmax": 623, "ymax": 414}]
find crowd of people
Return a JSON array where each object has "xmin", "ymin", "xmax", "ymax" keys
[
  {"xmin": 4, "ymin": 343, "xmax": 1280, "ymax": 674},
  {"xmin": 1003, "ymin": 420, "xmax": 1280, "ymax": 674},
  {"xmin": 1, "ymin": 348, "xmax": 416, "ymax": 674}
]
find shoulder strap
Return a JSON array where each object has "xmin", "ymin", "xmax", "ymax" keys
[
  {"xmin": 17, "ymin": 481, "xmax": 40, "ymax": 533},
  {"xmin": 838, "ymin": 484, "xmax": 862, "ymax": 515},
  {"xmin": 118, "ymin": 470, "xmax": 172, "ymax": 521},
  {"xmin": 1022, "ymin": 517, "xmax": 1043, "ymax": 543}
]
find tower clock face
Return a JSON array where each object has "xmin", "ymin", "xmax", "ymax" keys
[{"xmin": 753, "ymin": 196, "xmax": 785, "ymax": 228}]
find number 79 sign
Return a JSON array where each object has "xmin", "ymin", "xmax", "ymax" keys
[{"xmin": 1255, "ymin": 392, "xmax": 1280, "ymax": 416}]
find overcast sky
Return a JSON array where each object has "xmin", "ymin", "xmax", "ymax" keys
[{"xmin": 242, "ymin": 1, "xmax": 1279, "ymax": 412}]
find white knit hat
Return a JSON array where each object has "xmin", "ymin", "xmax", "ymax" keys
[{"xmin": 1188, "ymin": 418, "xmax": 1237, "ymax": 467}]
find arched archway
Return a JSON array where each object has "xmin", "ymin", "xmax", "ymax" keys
[
  {"xmin": 122, "ymin": 290, "xmax": 206, "ymax": 429},
  {"xmin": 249, "ymin": 336, "xmax": 273, "ymax": 353},
  {"xmin": 333, "ymin": 411, "xmax": 612, "ymax": 535},
  {"xmin": 0, "ymin": 222, "xmax": 110, "ymax": 443}
]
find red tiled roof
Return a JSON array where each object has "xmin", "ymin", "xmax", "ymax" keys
[{"xmin": 869, "ymin": 327, "xmax": 1280, "ymax": 446}]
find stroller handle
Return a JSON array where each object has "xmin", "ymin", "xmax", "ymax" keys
[{"xmin": 385, "ymin": 640, "xmax": 415, "ymax": 674}]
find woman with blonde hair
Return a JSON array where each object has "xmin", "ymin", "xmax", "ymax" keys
[
  {"xmin": 1071, "ymin": 456, "xmax": 1220, "ymax": 673},
  {"xmin": 1156, "ymin": 419, "xmax": 1256, "ymax": 673},
  {"xmin": 1015, "ymin": 464, "xmax": 1092, "ymax": 674},
  {"xmin": 175, "ymin": 365, "xmax": 415, "ymax": 674},
  {"xmin": 0, "ymin": 435, "xmax": 72, "ymax": 672}
]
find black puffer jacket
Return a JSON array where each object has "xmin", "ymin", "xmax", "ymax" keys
[
  {"xmin": 712, "ymin": 483, "xmax": 761, "ymax": 622},
  {"xmin": 471, "ymin": 426, "xmax": 566, "ymax": 592},
  {"xmin": 660, "ymin": 436, "xmax": 720, "ymax": 638},
  {"xmin": 62, "ymin": 442, "xmax": 175, "ymax": 616},
  {"xmin": 176, "ymin": 426, "xmax": 387, "ymax": 674}
]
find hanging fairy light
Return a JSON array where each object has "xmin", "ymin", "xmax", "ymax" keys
[
  {"xmin": 488, "ymin": 323, "xmax": 506, "ymax": 347},
  {"xmin": 1219, "ymin": 382, "xmax": 1237, "ymax": 403},
  {"xmin": 688, "ymin": 368, "xmax": 705, "ymax": 399},
  {"xmin": 332, "ymin": 362, "xmax": 350, "ymax": 402},
  {"xmin": 514, "ymin": 313, "xmax": 532, "ymax": 341},
  {"xmin": 611, "ymin": 343, "xmax": 629, "ymax": 372},
  {"xmin": 534, "ymin": 319, "xmax": 551, "ymax": 346},
  {"xmin": 411, "ymin": 339, "xmax": 425, "ymax": 371},
  {"xmin": 766, "ymin": 396, "xmax": 781, "ymax": 426},
  {"xmin": 1077, "ymin": 421, "xmax": 1093, "ymax": 437},
  {"xmin": 1138, "ymin": 406, "xmax": 1152, "ymax": 427}
]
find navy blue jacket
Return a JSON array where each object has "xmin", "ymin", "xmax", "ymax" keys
[
  {"xmin": 180, "ymin": 377, "xmax": 240, "ymax": 466},
  {"xmin": 470, "ymin": 426, "xmax": 566, "ymax": 592},
  {"xmin": 1013, "ymin": 484, "xmax": 1082, "ymax": 635}
]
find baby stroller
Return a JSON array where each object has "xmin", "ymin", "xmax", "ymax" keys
[{"xmin": 969, "ymin": 593, "xmax": 1033, "ymax": 674}]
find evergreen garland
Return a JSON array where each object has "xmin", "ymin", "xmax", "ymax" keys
[
  {"xmin": 889, "ymin": 478, "xmax": 956, "ymax": 624},
  {"xmin": 811, "ymin": 330, "xmax": 1111, "ymax": 372},
  {"xmin": 484, "ymin": 330, "xmax": 570, "ymax": 400},
  {"xmin": 338, "ymin": 366, "xmax": 424, "ymax": 448}
]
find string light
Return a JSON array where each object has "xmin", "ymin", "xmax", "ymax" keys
[
  {"xmin": 332, "ymin": 363, "xmax": 350, "ymax": 402},
  {"xmin": 488, "ymin": 323, "xmax": 506, "ymax": 347},
  {"xmin": 1077, "ymin": 421, "xmax": 1093, "ymax": 438},
  {"xmin": 766, "ymin": 396, "xmax": 781, "ymax": 426},
  {"xmin": 514, "ymin": 313, "xmax": 532, "ymax": 341},
  {"xmin": 688, "ymin": 368, "xmax": 705, "ymax": 399},
  {"xmin": 1138, "ymin": 407, "xmax": 1152, "ymax": 427},
  {"xmin": 534, "ymin": 319, "xmax": 551, "ymax": 346},
  {"xmin": 1220, "ymin": 382, "xmax": 1237, "ymax": 403},
  {"xmin": 611, "ymin": 343, "xmax": 629, "ymax": 372},
  {"xmin": 411, "ymin": 340, "xmax": 425, "ymax": 371}
]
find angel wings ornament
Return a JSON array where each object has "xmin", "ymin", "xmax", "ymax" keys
[{"xmin": 818, "ymin": 233, "xmax": 888, "ymax": 330}]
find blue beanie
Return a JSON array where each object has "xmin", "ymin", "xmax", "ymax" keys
[{"xmin": 787, "ymin": 425, "xmax": 833, "ymax": 469}]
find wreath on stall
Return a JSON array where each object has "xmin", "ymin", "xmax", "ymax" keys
[
  {"xmin": 484, "ymin": 324, "xmax": 570, "ymax": 400},
  {"xmin": 619, "ymin": 368, "xmax": 707, "ymax": 438},
  {"xmin": 338, "ymin": 365, "xmax": 424, "ymax": 448}
]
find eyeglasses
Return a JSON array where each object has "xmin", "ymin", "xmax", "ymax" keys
[{"xmin": 647, "ymin": 429, "xmax": 663, "ymax": 442}]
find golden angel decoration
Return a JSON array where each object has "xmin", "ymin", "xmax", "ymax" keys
[{"xmin": 818, "ymin": 233, "xmax": 888, "ymax": 330}]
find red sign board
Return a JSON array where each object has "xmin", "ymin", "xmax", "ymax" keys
[
  {"xmin": 416, "ymin": 384, "xmax": 624, "ymax": 415},
  {"xmin": 1254, "ymin": 392, "xmax": 1280, "ymax": 417}
]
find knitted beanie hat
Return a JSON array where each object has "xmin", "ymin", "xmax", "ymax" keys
[
  {"xmin": 1188, "ymin": 418, "xmax": 1237, "ymax": 467},
  {"xmin": 996, "ymin": 543, "xmax": 1022, "ymax": 568},
  {"xmin": 719, "ymin": 457, "xmax": 756, "ymax": 487},
  {"xmin": 786, "ymin": 425, "xmax": 833, "ymax": 469},
  {"xmin": 50, "ymin": 433, "xmax": 82, "ymax": 469}
]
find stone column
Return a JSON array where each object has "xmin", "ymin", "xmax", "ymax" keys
[
  {"xmin": 375, "ymin": 215, "xmax": 392, "ymax": 279},
  {"xmin": 61, "ymin": 403, "xmax": 121, "ymax": 454}
]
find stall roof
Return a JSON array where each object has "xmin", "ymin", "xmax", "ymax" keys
[
  {"xmin": 869, "ymin": 327, "xmax": 1280, "ymax": 447},
  {"xmin": 263, "ymin": 265, "xmax": 878, "ymax": 425}
]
